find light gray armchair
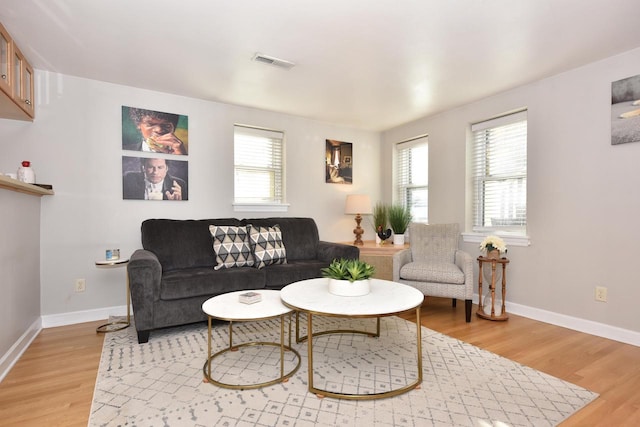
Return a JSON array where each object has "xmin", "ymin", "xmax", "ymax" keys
[{"xmin": 393, "ymin": 223, "xmax": 474, "ymax": 322}]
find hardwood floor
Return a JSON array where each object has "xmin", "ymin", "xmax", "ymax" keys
[{"xmin": 1, "ymin": 300, "xmax": 639, "ymax": 426}]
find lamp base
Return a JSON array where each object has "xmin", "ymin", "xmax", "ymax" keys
[{"xmin": 352, "ymin": 214, "xmax": 364, "ymax": 245}]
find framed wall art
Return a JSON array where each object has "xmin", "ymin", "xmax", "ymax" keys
[
  {"xmin": 122, "ymin": 106, "xmax": 189, "ymax": 154},
  {"xmin": 611, "ymin": 74, "xmax": 640, "ymax": 145},
  {"xmin": 122, "ymin": 155, "xmax": 189, "ymax": 201},
  {"xmin": 325, "ymin": 139, "xmax": 353, "ymax": 184}
]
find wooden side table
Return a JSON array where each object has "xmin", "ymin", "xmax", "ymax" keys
[
  {"xmin": 477, "ymin": 256, "xmax": 509, "ymax": 321},
  {"xmin": 342, "ymin": 240, "xmax": 409, "ymax": 280},
  {"xmin": 95, "ymin": 258, "xmax": 131, "ymax": 332}
]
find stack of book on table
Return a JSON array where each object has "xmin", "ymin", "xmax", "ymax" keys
[{"xmin": 238, "ymin": 291, "xmax": 262, "ymax": 304}]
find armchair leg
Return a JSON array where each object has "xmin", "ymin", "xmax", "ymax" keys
[
  {"xmin": 452, "ymin": 298, "xmax": 457, "ymax": 307},
  {"xmin": 465, "ymin": 300, "xmax": 472, "ymax": 322}
]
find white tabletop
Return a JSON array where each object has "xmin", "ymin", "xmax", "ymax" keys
[
  {"xmin": 280, "ymin": 278, "xmax": 424, "ymax": 317},
  {"xmin": 202, "ymin": 289, "xmax": 292, "ymax": 321}
]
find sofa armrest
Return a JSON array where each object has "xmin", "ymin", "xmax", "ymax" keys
[
  {"xmin": 317, "ymin": 241, "xmax": 360, "ymax": 262},
  {"xmin": 127, "ymin": 249, "xmax": 162, "ymax": 334},
  {"xmin": 392, "ymin": 248, "xmax": 412, "ymax": 282},
  {"xmin": 454, "ymin": 249, "xmax": 474, "ymax": 299}
]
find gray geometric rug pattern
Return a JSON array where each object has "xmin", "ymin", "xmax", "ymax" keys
[{"xmin": 89, "ymin": 316, "xmax": 597, "ymax": 426}]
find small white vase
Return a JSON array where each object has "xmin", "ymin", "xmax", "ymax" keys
[
  {"xmin": 393, "ymin": 234, "xmax": 405, "ymax": 245},
  {"xmin": 328, "ymin": 278, "xmax": 370, "ymax": 297}
]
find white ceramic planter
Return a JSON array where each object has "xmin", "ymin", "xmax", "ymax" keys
[
  {"xmin": 393, "ymin": 234, "xmax": 405, "ymax": 245},
  {"xmin": 328, "ymin": 278, "xmax": 371, "ymax": 297}
]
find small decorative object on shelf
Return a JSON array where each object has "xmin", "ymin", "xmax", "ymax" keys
[
  {"xmin": 106, "ymin": 249, "xmax": 121, "ymax": 260},
  {"xmin": 239, "ymin": 291, "xmax": 262, "ymax": 304},
  {"xmin": 372, "ymin": 202, "xmax": 391, "ymax": 245},
  {"xmin": 322, "ymin": 258, "xmax": 375, "ymax": 296},
  {"xmin": 479, "ymin": 235, "xmax": 507, "ymax": 259},
  {"xmin": 17, "ymin": 160, "xmax": 35, "ymax": 184}
]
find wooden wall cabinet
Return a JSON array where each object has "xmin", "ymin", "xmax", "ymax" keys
[{"xmin": 0, "ymin": 21, "xmax": 35, "ymax": 121}]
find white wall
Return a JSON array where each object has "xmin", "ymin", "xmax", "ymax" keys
[
  {"xmin": 0, "ymin": 191, "xmax": 41, "ymax": 374},
  {"xmin": 383, "ymin": 47, "xmax": 640, "ymax": 334},
  {"xmin": 0, "ymin": 72, "xmax": 381, "ymax": 319}
]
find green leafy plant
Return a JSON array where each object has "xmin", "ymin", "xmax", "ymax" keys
[
  {"xmin": 388, "ymin": 204, "xmax": 412, "ymax": 234},
  {"xmin": 371, "ymin": 202, "xmax": 389, "ymax": 232},
  {"xmin": 321, "ymin": 258, "xmax": 375, "ymax": 282}
]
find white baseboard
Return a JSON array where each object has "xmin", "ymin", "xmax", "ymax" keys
[
  {"xmin": 0, "ymin": 318, "xmax": 42, "ymax": 383},
  {"xmin": 41, "ymin": 305, "xmax": 127, "ymax": 328},
  {"xmin": 473, "ymin": 294, "xmax": 640, "ymax": 347}
]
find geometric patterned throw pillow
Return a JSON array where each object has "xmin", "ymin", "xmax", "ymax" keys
[
  {"xmin": 247, "ymin": 224, "xmax": 287, "ymax": 269},
  {"xmin": 209, "ymin": 225, "xmax": 255, "ymax": 270}
]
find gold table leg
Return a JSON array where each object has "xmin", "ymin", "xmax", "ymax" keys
[
  {"xmin": 305, "ymin": 308, "xmax": 423, "ymax": 400},
  {"xmin": 202, "ymin": 314, "xmax": 301, "ymax": 389},
  {"xmin": 96, "ymin": 273, "xmax": 131, "ymax": 333}
]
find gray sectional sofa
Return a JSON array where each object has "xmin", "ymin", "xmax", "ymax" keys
[{"xmin": 127, "ymin": 217, "xmax": 358, "ymax": 343}]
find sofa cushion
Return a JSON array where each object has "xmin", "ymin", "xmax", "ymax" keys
[
  {"xmin": 247, "ymin": 224, "xmax": 287, "ymax": 269},
  {"xmin": 262, "ymin": 260, "xmax": 329, "ymax": 289},
  {"xmin": 160, "ymin": 266, "xmax": 265, "ymax": 300},
  {"xmin": 141, "ymin": 218, "xmax": 243, "ymax": 271},
  {"xmin": 209, "ymin": 225, "xmax": 255, "ymax": 270},
  {"xmin": 400, "ymin": 261, "xmax": 465, "ymax": 284},
  {"xmin": 243, "ymin": 217, "xmax": 319, "ymax": 261}
]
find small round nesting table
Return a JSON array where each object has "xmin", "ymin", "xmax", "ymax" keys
[
  {"xmin": 280, "ymin": 278, "xmax": 424, "ymax": 400},
  {"xmin": 201, "ymin": 290, "xmax": 301, "ymax": 389},
  {"xmin": 95, "ymin": 258, "xmax": 130, "ymax": 333}
]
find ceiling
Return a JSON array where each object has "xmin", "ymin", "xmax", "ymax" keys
[{"xmin": 2, "ymin": 0, "xmax": 640, "ymax": 131}]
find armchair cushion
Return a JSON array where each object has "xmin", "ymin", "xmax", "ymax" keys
[
  {"xmin": 410, "ymin": 223, "xmax": 459, "ymax": 263},
  {"xmin": 399, "ymin": 261, "xmax": 465, "ymax": 284}
]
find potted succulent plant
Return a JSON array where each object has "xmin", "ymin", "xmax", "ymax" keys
[
  {"xmin": 388, "ymin": 204, "xmax": 412, "ymax": 245},
  {"xmin": 321, "ymin": 258, "xmax": 375, "ymax": 296}
]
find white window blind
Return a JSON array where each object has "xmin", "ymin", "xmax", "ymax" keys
[
  {"xmin": 234, "ymin": 125, "xmax": 285, "ymax": 204},
  {"xmin": 471, "ymin": 110, "xmax": 527, "ymax": 233},
  {"xmin": 395, "ymin": 136, "xmax": 428, "ymax": 223}
]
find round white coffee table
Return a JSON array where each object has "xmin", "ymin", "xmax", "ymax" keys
[
  {"xmin": 201, "ymin": 289, "xmax": 301, "ymax": 389},
  {"xmin": 280, "ymin": 278, "xmax": 424, "ymax": 400}
]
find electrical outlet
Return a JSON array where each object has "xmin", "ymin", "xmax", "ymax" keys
[
  {"xmin": 595, "ymin": 286, "xmax": 607, "ymax": 302},
  {"xmin": 75, "ymin": 278, "xmax": 86, "ymax": 292}
]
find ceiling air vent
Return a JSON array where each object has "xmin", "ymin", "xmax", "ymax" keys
[{"xmin": 252, "ymin": 53, "xmax": 295, "ymax": 70}]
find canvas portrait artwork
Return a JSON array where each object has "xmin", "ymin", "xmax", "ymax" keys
[
  {"xmin": 325, "ymin": 139, "xmax": 353, "ymax": 184},
  {"xmin": 611, "ymin": 74, "xmax": 640, "ymax": 145},
  {"xmin": 122, "ymin": 106, "xmax": 189, "ymax": 154},
  {"xmin": 122, "ymin": 156, "xmax": 189, "ymax": 201}
]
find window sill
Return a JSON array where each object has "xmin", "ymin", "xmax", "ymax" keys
[
  {"xmin": 462, "ymin": 232, "xmax": 530, "ymax": 247},
  {"xmin": 233, "ymin": 203, "xmax": 290, "ymax": 213}
]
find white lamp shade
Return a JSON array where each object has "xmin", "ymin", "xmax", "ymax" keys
[{"xmin": 345, "ymin": 194, "xmax": 372, "ymax": 214}]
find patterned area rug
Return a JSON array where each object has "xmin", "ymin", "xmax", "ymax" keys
[{"xmin": 89, "ymin": 316, "xmax": 597, "ymax": 426}]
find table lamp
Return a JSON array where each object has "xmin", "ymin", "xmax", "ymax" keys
[{"xmin": 345, "ymin": 194, "xmax": 372, "ymax": 245}]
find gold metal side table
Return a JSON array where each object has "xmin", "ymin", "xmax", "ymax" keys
[{"xmin": 95, "ymin": 258, "xmax": 130, "ymax": 333}]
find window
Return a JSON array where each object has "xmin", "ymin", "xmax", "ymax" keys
[
  {"xmin": 471, "ymin": 110, "xmax": 527, "ymax": 234},
  {"xmin": 234, "ymin": 125, "xmax": 286, "ymax": 210},
  {"xmin": 395, "ymin": 136, "xmax": 428, "ymax": 222}
]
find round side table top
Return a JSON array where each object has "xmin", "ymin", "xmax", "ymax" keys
[
  {"xmin": 280, "ymin": 278, "xmax": 424, "ymax": 317},
  {"xmin": 202, "ymin": 289, "xmax": 291, "ymax": 322},
  {"xmin": 95, "ymin": 258, "xmax": 129, "ymax": 266}
]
